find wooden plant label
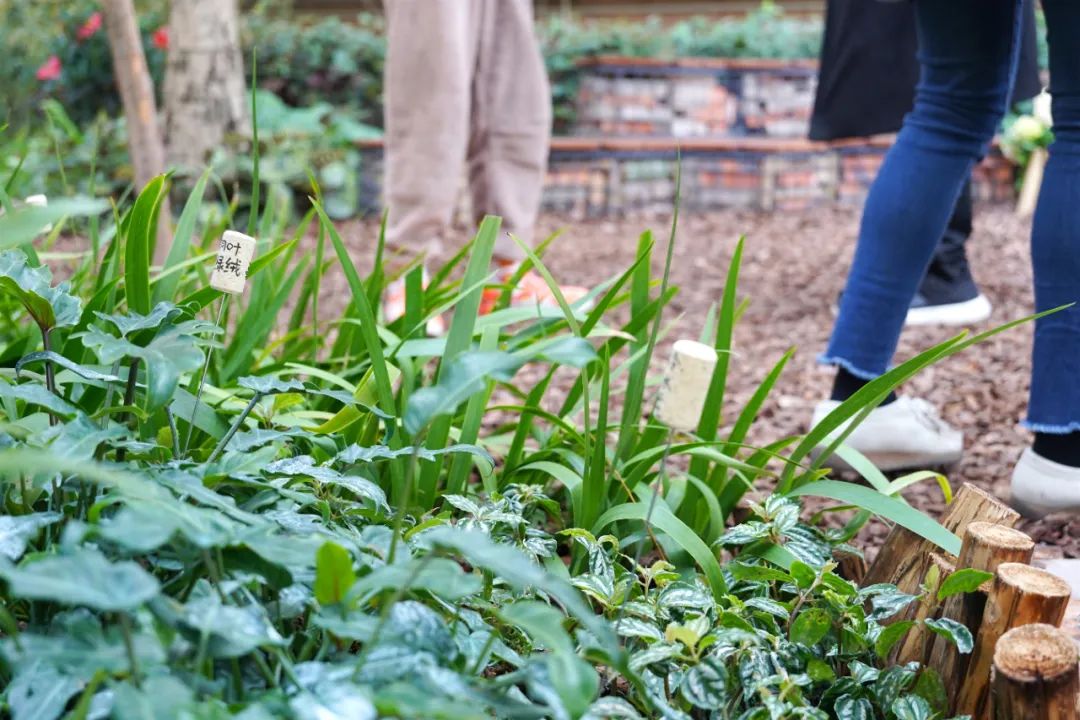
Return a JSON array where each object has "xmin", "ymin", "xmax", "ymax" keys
[
  {"xmin": 655, "ymin": 339, "xmax": 718, "ymax": 433},
  {"xmin": 210, "ymin": 230, "xmax": 256, "ymax": 295}
]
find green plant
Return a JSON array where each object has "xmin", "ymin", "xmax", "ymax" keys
[{"xmin": 0, "ymin": 95, "xmax": 1040, "ymax": 714}]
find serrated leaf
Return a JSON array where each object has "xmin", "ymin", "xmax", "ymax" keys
[
  {"xmin": 923, "ymin": 617, "xmax": 974, "ymax": 654},
  {"xmin": 93, "ymin": 302, "xmax": 180, "ymax": 337},
  {"xmin": 314, "ymin": 542, "xmax": 356, "ymax": 606},
  {"xmin": 0, "ymin": 548, "xmax": 159, "ymax": 612}
]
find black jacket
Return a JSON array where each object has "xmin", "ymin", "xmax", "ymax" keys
[{"xmin": 809, "ymin": 0, "xmax": 1042, "ymax": 141}]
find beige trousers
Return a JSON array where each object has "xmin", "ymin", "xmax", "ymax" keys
[{"xmin": 382, "ymin": 0, "xmax": 552, "ymax": 261}]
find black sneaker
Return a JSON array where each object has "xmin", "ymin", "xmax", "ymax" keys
[{"xmin": 905, "ymin": 241, "xmax": 991, "ymax": 327}]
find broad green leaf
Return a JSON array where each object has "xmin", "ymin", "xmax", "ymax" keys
[
  {"xmin": 175, "ymin": 590, "xmax": 285, "ymax": 658},
  {"xmin": 238, "ymin": 374, "xmax": 307, "ymax": 395},
  {"xmin": 2, "ymin": 610, "xmax": 165, "ymax": 680},
  {"xmin": 93, "ymin": 302, "xmax": 180, "ymax": 338},
  {"xmin": 891, "ymin": 695, "xmax": 932, "ymax": 720},
  {"xmin": 789, "ymin": 607, "xmax": 831, "ymax": 646},
  {"xmin": 39, "ymin": 414, "xmax": 126, "ymax": 461},
  {"xmin": 501, "ymin": 600, "xmax": 598, "ymax": 720},
  {"xmin": 0, "ymin": 197, "xmax": 107, "ymax": 253},
  {"xmin": 0, "ymin": 380, "xmax": 78, "ymax": 418},
  {"xmin": 0, "ymin": 249, "xmax": 81, "ymax": 332},
  {"xmin": 79, "ymin": 322, "xmax": 210, "ymax": 411},
  {"xmin": 937, "ymin": 568, "xmax": 994, "ymax": 601},
  {"xmin": 874, "ymin": 620, "xmax": 916, "ymax": 659},
  {"xmin": 0, "ymin": 548, "xmax": 159, "ymax": 612},
  {"xmin": 0, "ymin": 512, "xmax": 61, "ymax": 560},
  {"xmin": 111, "ymin": 675, "xmax": 195, "ymax": 720},
  {"xmin": 346, "ymin": 557, "xmax": 483, "ymax": 603},
  {"xmin": 7, "ymin": 661, "xmax": 82, "ymax": 720},
  {"xmin": 314, "ymin": 542, "xmax": 356, "ymax": 606},
  {"xmin": 912, "ymin": 667, "xmax": 949, "ymax": 716},
  {"xmin": 789, "ymin": 559, "xmax": 817, "ymax": 589},
  {"xmin": 834, "ymin": 696, "xmax": 873, "ymax": 720},
  {"xmin": 923, "ymin": 617, "xmax": 974, "ymax": 654},
  {"xmin": 680, "ymin": 656, "xmax": 728, "ymax": 710}
]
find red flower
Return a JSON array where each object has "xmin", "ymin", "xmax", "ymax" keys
[
  {"xmin": 36, "ymin": 56, "xmax": 62, "ymax": 82},
  {"xmin": 152, "ymin": 27, "xmax": 169, "ymax": 50},
  {"xmin": 76, "ymin": 12, "xmax": 103, "ymax": 40}
]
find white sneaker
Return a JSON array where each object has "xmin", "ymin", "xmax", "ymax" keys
[
  {"xmin": 1010, "ymin": 448, "xmax": 1080, "ymax": 519},
  {"xmin": 905, "ymin": 294, "xmax": 992, "ymax": 327},
  {"xmin": 811, "ymin": 396, "xmax": 964, "ymax": 472}
]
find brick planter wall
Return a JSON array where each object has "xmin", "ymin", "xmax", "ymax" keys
[
  {"xmin": 357, "ymin": 136, "xmax": 1017, "ymax": 219},
  {"xmin": 573, "ymin": 56, "xmax": 819, "ymax": 138}
]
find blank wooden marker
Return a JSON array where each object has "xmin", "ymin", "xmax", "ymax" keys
[
  {"xmin": 655, "ymin": 339, "xmax": 718, "ymax": 433},
  {"xmin": 210, "ymin": 230, "xmax": 256, "ymax": 295}
]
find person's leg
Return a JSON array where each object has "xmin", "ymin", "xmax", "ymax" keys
[
  {"xmin": 382, "ymin": 0, "xmax": 475, "ymax": 259},
  {"xmin": 467, "ymin": 0, "xmax": 589, "ymax": 314},
  {"xmin": 814, "ymin": 0, "xmax": 1021, "ymax": 470},
  {"xmin": 824, "ymin": 0, "xmax": 1019, "ymax": 379},
  {"xmin": 907, "ymin": 178, "xmax": 994, "ymax": 326},
  {"xmin": 1010, "ymin": 0, "xmax": 1080, "ymax": 517},
  {"xmin": 468, "ymin": 0, "xmax": 551, "ymax": 261}
]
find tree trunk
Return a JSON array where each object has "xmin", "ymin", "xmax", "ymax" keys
[
  {"xmin": 102, "ymin": 0, "xmax": 172, "ymax": 264},
  {"xmin": 163, "ymin": 0, "xmax": 249, "ymax": 172}
]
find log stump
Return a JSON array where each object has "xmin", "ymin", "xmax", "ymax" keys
[
  {"xmin": 928, "ymin": 523, "xmax": 1035, "ymax": 696},
  {"xmin": 957, "ymin": 563, "xmax": 1073, "ymax": 719},
  {"xmin": 992, "ymin": 623, "xmax": 1078, "ymax": 720}
]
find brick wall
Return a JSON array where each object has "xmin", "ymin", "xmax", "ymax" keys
[
  {"xmin": 572, "ymin": 57, "xmax": 818, "ymax": 139},
  {"xmin": 356, "ymin": 137, "xmax": 1017, "ymax": 219}
]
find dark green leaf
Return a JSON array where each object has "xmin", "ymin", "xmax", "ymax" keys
[
  {"xmin": 923, "ymin": 617, "xmax": 974, "ymax": 654},
  {"xmin": 789, "ymin": 559, "xmax": 817, "ymax": 589},
  {"xmin": 680, "ymin": 656, "xmax": 728, "ymax": 710},
  {"xmin": 892, "ymin": 695, "xmax": 932, "ymax": 720}
]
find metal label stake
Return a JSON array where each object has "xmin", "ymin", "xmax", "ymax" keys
[{"xmin": 182, "ymin": 230, "xmax": 257, "ymax": 456}]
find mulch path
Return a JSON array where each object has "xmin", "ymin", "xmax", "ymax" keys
[{"xmin": 334, "ymin": 203, "xmax": 1077, "ymax": 559}]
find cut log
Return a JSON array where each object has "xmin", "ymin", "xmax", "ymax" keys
[
  {"xmin": 928, "ymin": 523, "xmax": 1035, "ymax": 696},
  {"xmin": 992, "ymin": 623, "xmax": 1078, "ymax": 720},
  {"xmin": 893, "ymin": 552, "xmax": 954, "ymax": 666},
  {"xmin": 957, "ymin": 563, "xmax": 1072, "ymax": 719},
  {"xmin": 864, "ymin": 484, "xmax": 1019, "ymax": 596}
]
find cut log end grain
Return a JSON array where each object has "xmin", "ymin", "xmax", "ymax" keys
[
  {"xmin": 960, "ymin": 522, "xmax": 1036, "ymax": 589},
  {"xmin": 993, "ymin": 624, "xmax": 1078, "ymax": 683},
  {"xmin": 997, "ymin": 563, "xmax": 1073, "ymax": 601}
]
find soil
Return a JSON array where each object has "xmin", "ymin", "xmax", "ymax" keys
[{"xmin": 332, "ymin": 203, "xmax": 1078, "ymax": 559}]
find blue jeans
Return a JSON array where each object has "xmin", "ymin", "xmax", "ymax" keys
[{"xmin": 822, "ymin": 0, "xmax": 1080, "ymax": 434}]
